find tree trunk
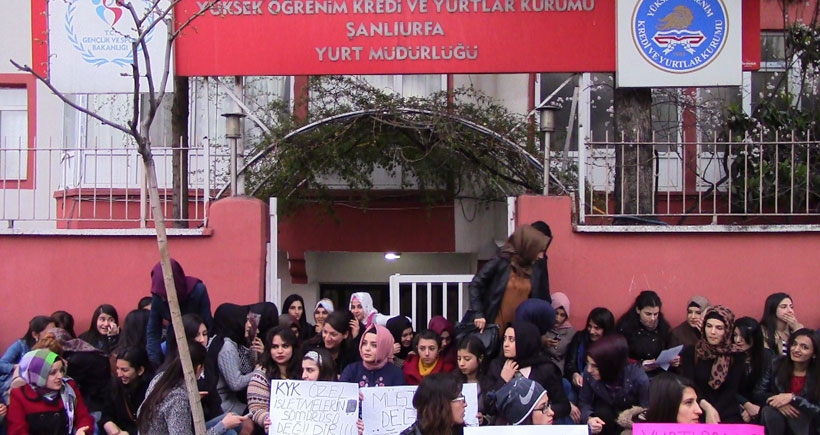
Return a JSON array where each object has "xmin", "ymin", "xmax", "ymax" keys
[
  {"xmin": 172, "ymin": 76, "xmax": 190, "ymax": 228},
  {"xmin": 141, "ymin": 147, "xmax": 207, "ymax": 435},
  {"xmin": 613, "ymin": 87, "xmax": 655, "ymax": 215}
]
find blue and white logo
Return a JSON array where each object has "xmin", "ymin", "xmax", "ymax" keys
[{"xmin": 632, "ymin": 0, "xmax": 728, "ymax": 73}]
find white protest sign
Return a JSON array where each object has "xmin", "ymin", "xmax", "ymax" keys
[
  {"xmin": 465, "ymin": 425, "xmax": 588, "ymax": 434},
  {"xmin": 361, "ymin": 383, "xmax": 480, "ymax": 435},
  {"xmin": 269, "ymin": 380, "xmax": 359, "ymax": 435}
]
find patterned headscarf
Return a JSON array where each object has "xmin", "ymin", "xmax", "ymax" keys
[
  {"xmin": 19, "ymin": 349, "xmax": 78, "ymax": 432},
  {"xmin": 694, "ymin": 305, "xmax": 742, "ymax": 389}
]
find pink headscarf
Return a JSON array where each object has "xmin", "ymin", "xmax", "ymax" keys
[{"xmin": 360, "ymin": 325, "xmax": 395, "ymax": 371}]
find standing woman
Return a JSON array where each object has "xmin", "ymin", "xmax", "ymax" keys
[
  {"xmin": 247, "ymin": 327, "xmax": 302, "ymax": 432},
  {"xmin": 753, "ymin": 328, "xmax": 820, "ymax": 435},
  {"xmin": 99, "ymin": 346, "xmax": 154, "ymax": 435},
  {"xmin": 468, "ymin": 224, "xmax": 551, "ymax": 332},
  {"xmin": 403, "ymin": 330, "xmax": 455, "ymax": 385},
  {"xmin": 282, "ymin": 294, "xmax": 314, "ymax": 340},
  {"xmin": 137, "ymin": 343, "xmax": 247, "ymax": 435},
  {"xmin": 7, "ymin": 349, "xmax": 94, "ymax": 435},
  {"xmin": 668, "ymin": 296, "xmax": 710, "ymax": 348},
  {"xmin": 488, "ymin": 322, "xmax": 570, "ymax": 420},
  {"xmin": 79, "ymin": 304, "xmax": 120, "ymax": 355},
  {"xmin": 312, "ymin": 299, "xmax": 334, "ymax": 338},
  {"xmin": 341, "ymin": 325, "xmax": 404, "ymax": 387},
  {"xmin": 206, "ymin": 303, "xmax": 256, "ymax": 415},
  {"xmin": 760, "ymin": 292, "xmax": 804, "ymax": 357},
  {"xmin": 581, "ymin": 334, "xmax": 650, "ymax": 435},
  {"xmin": 400, "ymin": 373, "xmax": 466, "ymax": 435},
  {"xmin": 616, "ymin": 290, "xmax": 671, "ymax": 377},
  {"xmin": 678, "ymin": 305, "xmax": 745, "ymax": 423},
  {"xmin": 734, "ymin": 316, "xmax": 773, "ymax": 422}
]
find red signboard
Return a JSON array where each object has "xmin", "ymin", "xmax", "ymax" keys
[{"xmin": 172, "ymin": 0, "xmax": 758, "ymax": 76}]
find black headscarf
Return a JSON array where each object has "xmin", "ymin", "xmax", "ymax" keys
[
  {"xmin": 248, "ymin": 302, "xmax": 279, "ymax": 340},
  {"xmin": 386, "ymin": 316, "xmax": 413, "ymax": 360},
  {"xmin": 510, "ymin": 321, "xmax": 549, "ymax": 368},
  {"xmin": 204, "ymin": 303, "xmax": 249, "ymax": 399}
]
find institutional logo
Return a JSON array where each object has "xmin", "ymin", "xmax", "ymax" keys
[
  {"xmin": 63, "ymin": 0, "xmax": 157, "ymax": 67},
  {"xmin": 631, "ymin": 0, "xmax": 728, "ymax": 73}
]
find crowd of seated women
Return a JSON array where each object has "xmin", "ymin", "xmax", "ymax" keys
[{"xmin": 0, "ymin": 257, "xmax": 817, "ymax": 435}]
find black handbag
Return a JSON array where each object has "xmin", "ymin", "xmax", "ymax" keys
[{"xmin": 454, "ymin": 310, "xmax": 500, "ymax": 359}]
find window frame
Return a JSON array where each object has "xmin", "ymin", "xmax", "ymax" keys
[{"xmin": 0, "ymin": 74, "xmax": 36, "ymax": 189}]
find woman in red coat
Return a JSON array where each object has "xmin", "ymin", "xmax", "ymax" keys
[
  {"xmin": 403, "ymin": 329, "xmax": 455, "ymax": 385},
  {"xmin": 7, "ymin": 349, "xmax": 94, "ymax": 435}
]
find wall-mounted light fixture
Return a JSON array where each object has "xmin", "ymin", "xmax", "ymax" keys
[{"xmin": 384, "ymin": 252, "xmax": 401, "ymax": 261}]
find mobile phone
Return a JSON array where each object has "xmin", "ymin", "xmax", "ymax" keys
[{"xmin": 247, "ymin": 313, "xmax": 261, "ymax": 339}]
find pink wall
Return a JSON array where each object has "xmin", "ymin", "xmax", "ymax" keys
[
  {"xmin": 0, "ymin": 196, "xmax": 268, "ymax": 351},
  {"xmin": 517, "ymin": 195, "xmax": 820, "ymax": 330}
]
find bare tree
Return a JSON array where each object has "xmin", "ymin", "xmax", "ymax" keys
[{"xmin": 11, "ymin": 1, "xmax": 218, "ymax": 432}]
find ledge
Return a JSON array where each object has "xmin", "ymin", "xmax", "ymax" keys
[{"xmin": 0, "ymin": 228, "xmax": 213, "ymax": 236}]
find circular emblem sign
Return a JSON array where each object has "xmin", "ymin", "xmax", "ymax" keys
[{"xmin": 631, "ymin": 0, "xmax": 728, "ymax": 73}]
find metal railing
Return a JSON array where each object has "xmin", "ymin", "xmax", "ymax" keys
[
  {"xmin": 578, "ymin": 131, "xmax": 820, "ymax": 228},
  {"xmin": 388, "ymin": 274, "xmax": 473, "ymax": 331},
  {"xmin": 0, "ymin": 139, "xmax": 231, "ymax": 229}
]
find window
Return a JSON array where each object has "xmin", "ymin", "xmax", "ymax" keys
[{"xmin": 0, "ymin": 87, "xmax": 28, "ymax": 180}]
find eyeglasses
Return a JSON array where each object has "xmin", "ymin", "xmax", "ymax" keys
[
  {"xmin": 451, "ymin": 394, "xmax": 466, "ymax": 403},
  {"xmin": 533, "ymin": 400, "xmax": 552, "ymax": 414}
]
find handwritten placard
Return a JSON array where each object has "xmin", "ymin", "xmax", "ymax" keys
[
  {"xmin": 269, "ymin": 380, "xmax": 359, "ymax": 435},
  {"xmin": 361, "ymin": 383, "xmax": 480, "ymax": 435},
  {"xmin": 465, "ymin": 425, "xmax": 587, "ymax": 434},
  {"xmin": 633, "ymin": 423, "xmax": 765, "ymax": 435}
]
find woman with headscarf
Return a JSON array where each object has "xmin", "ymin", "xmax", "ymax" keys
[
  {"xmin": 546, "ymin": 292, "xmax": 575, "ymax": 375},
  {"xmin": 468, "ymin": 224, "xmax": 551, "ymax": 332},
  {"xmin": 146, "ymin": 258, "xmax": 213, "ymax": 367},
  {"xmin": 428, "ymin": 316, "xmax": 456, "ymax": 368},
  {"xmin": 678, "ymin": 305, "xmax": 745, "ymax": 423},
  {"xmin": 312, "ymin": 299, "xmax": 334, "ymax": 337},
  {"xmin": 48, "ymin": 327, "xmax": 112, "ymax": 428},
  {"xmin": 247, "ymin": 301, "xmax": 279, "ymax": 343},
  {"xmin": 386, "ymin": 316, "xmax": 414, "ymax": 369},
  {"xmin": 350, "ymin": 292, "xmax": 389, "ymax": 333},
  {"xmin": 341, "ymin": 324, "xmax": 404, "ymax": 387},
  {"xmin": 7, "ymin": 349, "xmax": 94, "ymax": 435},
  {"xmin": 488, "ymin": 322, "xmax": 570, "ymax": 420},
  {"xmin": 669, "ymin": 296, "xmax": 710, "ymax": 348},
  {"xmin": 205, "ymin": 303, "xmax": 255, "ymax": 415}
]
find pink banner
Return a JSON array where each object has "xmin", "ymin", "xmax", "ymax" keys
[{"xmin": 633, "ymin": 423, "xmax": 765, "ymax": 435}]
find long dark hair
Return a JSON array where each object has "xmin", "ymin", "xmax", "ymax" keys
[
  {"xmin": 617, "ymin": 290, "xmax": 670, "ymax": 336},
  {"xmin": 137, "ymin": 342, "xmax": 207, "ymax": 431},
  {"xmin": 302, "ymin": 348, "xmax": 337, "ymax": 381},
  {"xmin": 734, "ymin": 316, "xmax": 766, "ymax": 381},
  {"xmin": 260, "ymin": 326, "xmax": 302, "ymax": 380},
  {"xmin": 645, "ymin": 372, "xmax": 697, "ymax": 423},
  {"xmin": 82, "ymin": 304, "xmax": 119, "ymax": 344},
  {"xmin": 116, "ymin": 309, "xmax": 150, "ymax": 353},
  {"xmin": 413, "ymin": 373, "xmax": 464, "ymax": 435},
  {"xmin": 774, "ymin": 328, "xmax": 820, "ymax": 402},
  {"xmin": 282, "ymin": 294, "xmax": 310, "ymax": 332},
  {"xmin": 587, "ymin": 334, "xmax": 629, "ymax": 384},
  {"xmin": 319, "ymin": 310, "xmax": 353, "ymax": 351},
  {"xmin": 112, "ymin": 346, "xmax": 153, "ymax": 395},
  {"xmin": 586, "ymin": 307, "xmax": 616, "ymax": 340},
  {"xmin": 760, "ymin": 292, "xmax": 792, "ymax": 351},
  {"xmin": 22, "ymin": 315, "xmax": 55, "ymax": 348},
  {"xmin": 164, "ymin": 313, "xmax": 208, "ymax": 362}
]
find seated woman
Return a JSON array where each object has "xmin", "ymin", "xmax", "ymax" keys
[
  {"xmin": 668, "ymin": 296, "xmax": 709, "ymax": 348},
  {"xmin": 403, "ymin": 329, "xmax": 455, "ymax": 385},
  {"xmin": 455, "ymin": 336, "xmax": 493, "ymax": 425},
  {"xmin": 494, "ymin": 376, "xmax": 555, "ymax": 425},
  {"xmin": 753, "ymin": 328, "xmax": 820, "ymax": 435},
  {"xmin": 580, "ymin": 334, "xmax": 649, "ymax": 435},
  {"xmin": 734, "ymin": 316, "xmax": 774, "ymax": 423},
  {"xmin": 301, "ymin": 348, "xmax": 337, "ymax": 381},
  {"xmin": 428, "ymin": 316, "xmax": 456, "ymax": 367},
  {"xmin": 546, "ymin": 292, "xmax": 575, "ymax": 375},
  {"xmin": 760, "ymin": 292, "xmax": 804, "ymax": 357},
  {"xmin": 137, "ymin": 343, "xmax": 247, "ymax": 435},
  {"xmin": 247, "ymin": 327, "xmax": 301, "ymax": 432},
  {"xmin": 488, "ymin": 321, "xmax": 570, "ymax": 420},
  {"xmin": 617, "ymin": 372, "xmax": 719, "ymax": 431},
  {"xmin": 400, "ymin": 373, "xmax": 465, "ymax": 435},
  {"xmin": 616, "ymin": 290, "xmax": 671, "ymax": 377},
  {"xmin": 7, "ymin": 349, "xmax": 94, "ymax": 435},
  {"xmin": 312, "ymin": 299, "xmax": 334, "ymax": 338},
  {"xmin": 678, "ymin": 305, "xmax": 745, "ymax": 423},
  {"xmin": 341, "ymin": 325, "xmax": 404, "ymax": 387},
  {"xmin": 386, "ymin": 316, "xmax": 414, "ymax": 369},
  {"xmin": 0, "ymin": 315, "xmax": 55, "ymax": 397},
  {"xmin": 99, "ymin": 346, "xmax": 154, "ymax": 435},
  {"xmin": 282, "ymin": 294, "xmax": 314, "ymax": 340},
  {"xmin": 312, "ymin": 310, "xmax": 360, "ymax": 377},
  {"xmin": 565, "ymin": 307, "xmax": 616, "ymax": 389},
  {"xmin": 78, "ymin": 304, "xmax": 120, "ymax": 355},
  {"xmin": 205, "ymin": 303, "xmax": 256, "ymax": 415},
  {"xmin": 350, "ymin": 292, "xmax": 389, "ymax": 331}
]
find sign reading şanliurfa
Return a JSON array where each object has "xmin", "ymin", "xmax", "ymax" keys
[{"xmin": 173, "ymin": 0, "xmax": 616, "ymax": 75}]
